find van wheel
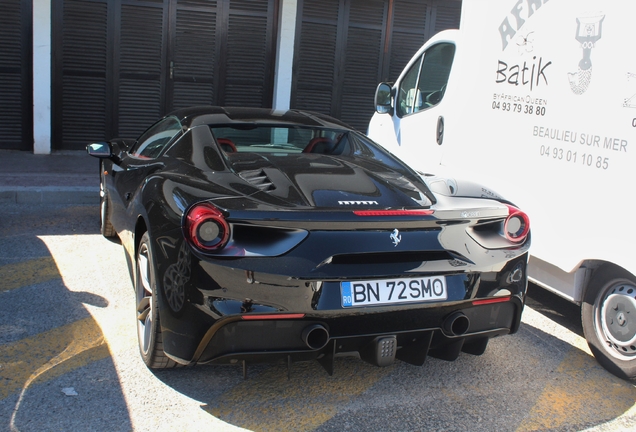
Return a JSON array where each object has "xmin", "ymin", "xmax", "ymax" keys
[
  {"xmin": 582, "ymin": 265, "xmax": 636, "ymax": 380},
  {"xmin": 136, "ymin": 232, "xmax": 178, "ymax": 369}
]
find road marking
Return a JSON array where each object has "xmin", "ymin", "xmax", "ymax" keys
[
  {"xmin": 516, "ymin": 346, "xmax": 636, "ymax": 431},
  {"xmin": 204, "ymin": 358, "xmax": 392, "ymax": 431},
  {"xmin": 0, "ymin": 316, "xmax": 109, "ymax": 401},
  {"xmin": 0, "ymin": 257, "xmax": 59, "ymax": 293}
]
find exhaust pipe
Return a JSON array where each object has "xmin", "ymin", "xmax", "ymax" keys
[
  {"xmin": 444, "ymin": 312, "xmax": 470, "ymax": 336},
  {"xmin": 302, "ymin": 324, "xmax": 329, "ymax": 350}
]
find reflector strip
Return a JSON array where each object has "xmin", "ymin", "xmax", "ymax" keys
[
  {"xmin": 241, "ymin": 313, "xmax": 306, "ymax": 320},
  {"xmin": 472, "ymin": 296, "xmax": 511, "ymax": 306},
  {"xmin": 353, "ymin": 210, "xmax": 434, "ymax": 217}
]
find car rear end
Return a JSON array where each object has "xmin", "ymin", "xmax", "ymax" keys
[{"xmin": 157, "ymin": 198, "xmax": 530, "ymax": 373}]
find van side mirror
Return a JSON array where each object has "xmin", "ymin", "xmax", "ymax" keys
[{"xmin": 374, "ymin": 83, "xmax": 393, "ymax": 115}]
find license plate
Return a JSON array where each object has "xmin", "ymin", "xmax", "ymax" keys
[{"xmin": 341, "ymin": 276, "xmax": 447, "ymax": 308}]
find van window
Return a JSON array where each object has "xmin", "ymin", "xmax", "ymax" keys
[{"xmin": 396, "ymin": 43, "xmax": 455, "ymax": 117}]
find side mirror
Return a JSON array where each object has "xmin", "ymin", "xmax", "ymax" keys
[
  {"xmin": 374, "ymin": 82, "xmax": 393, "ymax": 115},
  {"xmin": 86, "ymin": 141, "xmax": 112, "ymax": 158}
]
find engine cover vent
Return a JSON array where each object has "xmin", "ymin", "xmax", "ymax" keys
[{"xmin": 239, "ymin": 169, "xmax": 276, "ymax": 192}]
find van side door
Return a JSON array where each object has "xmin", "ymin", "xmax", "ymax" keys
[{"xmin": 371, "ymin": 42, "xmax": 456, "ymax": 174}]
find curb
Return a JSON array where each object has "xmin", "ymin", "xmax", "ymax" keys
[{"xmin": 0, "ymin": 186, "xmax": 99, "ymax": 205}]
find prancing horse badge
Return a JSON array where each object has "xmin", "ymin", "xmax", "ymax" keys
[{"xmin": 390, "ymin": 229, "xmax": 401, "ymax": 247}]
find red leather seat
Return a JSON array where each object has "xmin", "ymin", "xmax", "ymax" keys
[
  {"xmin": 217, "ymin": 138, "xmax": 237, "ymax": 153},
  {"xmin": 303, "ymin": 137, "xmax": 334, "ymax": 154}
]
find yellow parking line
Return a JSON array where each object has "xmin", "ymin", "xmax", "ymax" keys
[
  {"xmin": 0, "ymin": 316, "xmax": 109, "ymax": 401},
  {"xmin": 516, "ymin": 347, "xmax": 636, "ymax": 431},
  {"xmin": 0, "ymin": 257, "xmax": 59, "ymax": 293},
  {"xmin": 204, "ymin": 358, "xmax": 392, "ymax": 431}
]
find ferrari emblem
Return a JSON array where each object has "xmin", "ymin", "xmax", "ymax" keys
[{"xmin": 390, "ymin": 229, "xmax": 401, "ymax": 247}]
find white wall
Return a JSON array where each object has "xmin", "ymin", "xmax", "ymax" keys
[
  {"xmin": 273, "ymin": 0, "xmax": 298, "ymax": 111},
  {"xmin": 33, "ymin": 0, "xmax": 52, "ymax": 154}
]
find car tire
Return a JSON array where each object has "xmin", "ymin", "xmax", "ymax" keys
[
  {"xmin": 136, "ymin": 232, "xmax": 178, "ymax": 369},
  {"xmin": 582, "ymin": 264, "xmax": 636, "ymax": 380},
  {"xmin": 100, "ymin": 170, "xmax": 117, "ymax": 238}
]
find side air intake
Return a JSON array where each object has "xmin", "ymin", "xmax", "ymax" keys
[{"xmin": 239, "ymin": 169, "xmax": 276, "ymax": 191}]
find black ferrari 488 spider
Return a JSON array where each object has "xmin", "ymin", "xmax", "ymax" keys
[{"xmin": 87, "ymin": 106, "xmax": 530, "ymax": 375}]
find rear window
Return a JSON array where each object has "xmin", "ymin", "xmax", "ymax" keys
[{"xmin": 210, "ymin": 125, "xmax": 350, "ymax": 155}]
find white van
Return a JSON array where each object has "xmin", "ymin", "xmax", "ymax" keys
[{"xmin": 368, "ymin": 0, "xmax": 636, "ymax": 379}]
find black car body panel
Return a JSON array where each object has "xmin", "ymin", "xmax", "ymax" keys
[{"xmin": 89, "ymin": 106, "xmax": 530, "ymax": 373}]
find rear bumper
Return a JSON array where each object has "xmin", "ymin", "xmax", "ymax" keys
[
  {"xmin": 181, "ymin": 297, "xmax": 521, "ymax": 370},
  {"xmin": 155, "ymin": 239, "xmax": 529, "ymax": 369}
]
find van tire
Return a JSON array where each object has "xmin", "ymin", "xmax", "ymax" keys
[{"xmin": 582, "ymin": 265, "xmax": 636, "ymax": 380}]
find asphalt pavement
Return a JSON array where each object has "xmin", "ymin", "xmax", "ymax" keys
[{"xmin": 0, "ymin": 150, "xmax": 99, "ymax": 205}]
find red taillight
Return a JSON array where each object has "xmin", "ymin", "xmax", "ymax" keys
[
  {"xmin": 504, "ymin": 205, "xmax": 530, "ymax": 243},
  {"xmin": 353, "ymin": 209, "xmax": 434, "ymax": 217},
  {"xmin": 185, "ymin": 202, "xmax": 230, "ymax": 252}
]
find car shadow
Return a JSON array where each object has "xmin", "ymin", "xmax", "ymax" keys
[
  {"xmin": 525, "ymin": 282, "xmax": 583, "ymax": 336},
  {"xmin": 0, "ymin": 204, "xmax": 133, "ymax": 431}
]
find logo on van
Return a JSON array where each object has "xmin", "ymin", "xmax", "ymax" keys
[
  {"xmin": 498, "ymin": 0, "xmax": 548, "ymax": 51},
  {"xmin": 568, "ymin": 13, "xmax": 605, "ymax": 95}
]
